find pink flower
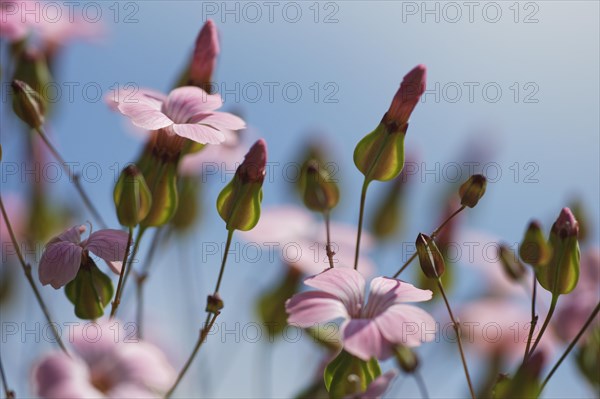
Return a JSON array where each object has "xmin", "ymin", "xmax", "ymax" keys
[
  {"xmin": 0, "ymin": 1, "xmax": 29, "ymax": 41},
  {"xmin": 113, "ymin": 86, "xmax": 245, "ymax": 145},
  {"xmin": 286, "ymin": 268, "xmax": 435, "ymax": 360},
  {"xmin": 189, "ymin": 19, "xmax": 219, "ymax": 86},
  {"xmin": 32, "ymin": 322, "xmax": 175, "ymax": 398},
  {"xmin": 178, "ymin": 128, "xmax": 247, "ymax": 176},
  {"xmin": 239, "ymin": 205, "xmax": 376, "ymax": 276},
  {"xmin": 39, "ymin": 225, "xmax": 129, "ymax": 289}
]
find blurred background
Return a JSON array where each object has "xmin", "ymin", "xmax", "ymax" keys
[{"xmin": 1, "ymin": 1, "xmax": 599, "ymax": 398}]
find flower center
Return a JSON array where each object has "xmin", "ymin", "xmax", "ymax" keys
[{"xmin": 90, "ymin": 370, "xmax": 114, "ymax": 394}]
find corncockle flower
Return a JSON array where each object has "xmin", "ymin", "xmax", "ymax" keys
[
  {"xmin": 113, "ymin": 86, "xmax": 245, "ymax": 156},
  {"xmin": 33, "ymin": 322, "xmax": 175, "ymax": 398},
  {"xmin": 240, "ymin": 205, "xmax": 376, "ymax": 276},
  {"xmin": 286, "ymin": 268, "xmax": 435, "ymax": 360},
  {"xmin": 39, "ymin": 225, "xmax": 129, "ymax": 289},
  {"xmin": 178, "ymin": 128, "xmax": 246, "ymax": 176},
  {"xmin": 189, "ymin": 19, "xmax": 219, "ymax": 88}
]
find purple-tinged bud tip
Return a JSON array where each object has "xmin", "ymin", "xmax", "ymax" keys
[
  {"xmin": 553, "ymin": 207, "xmax": 579, "ymax": 238},
  {"xmin": 239, "ymin": 139, "xmax": 267, "ymax": 183},
  {"xmin": 386, "ymin": 64, "xmax": 427, "ymax": 129},
  {"xmin": 190, "ymin": 19, "xmax": 220, "ymax": 86}
]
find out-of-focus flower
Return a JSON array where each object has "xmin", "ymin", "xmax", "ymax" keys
[
  {"xmin": 39, "ymin": 225, "xmax": 129, "ymax": 289},
  {"xmin": 178, "ymin": 128, "xmax": 246, "ymax": 175},
  {"xmin": 113, "ymin": 86, "xmax": 245, "ymax": 146},
  {"xmin": 240, "ymin": 205, "xmax": 376, "ymax": 276},
  {"xmin": 32, "ymin": 322, "xmax": 175, "ymax": 398},
  {"xmin": 286, "ymin": 268, "xmax": 435, "ymax": 360},
  {"xmin": 344, "ymin": 370, "xmax": 398, "ymax": 399},
  {"xmin": 0, "ymin": 0, "xmax": 29, "ymax": 41},
  {"xmin": 0, "ymin": 193, "xmax": 26, "ymax": 259}
]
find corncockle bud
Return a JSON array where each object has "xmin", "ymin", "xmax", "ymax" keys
[
  {"xmin": 170, "ymin": 176, "xmax": 201, "ymax": 232},
  {"xmin": 140, "ymin": 161, "xmax": 179, "ymax": 227},
  {"xmin": 217, "ymin": 139, "xmax": 267, "ymax": 231},
  {"xmin": 570, "ymin": 200, "xmax": 589, "ymax": 243},
  {"xmin": 11, "ymin": 80, "xmax": 45, "ymax": 129},
  {"xmin": 416, "ymin": 233, "xmax": 445, "ymax": 279},
  {"xmin": 12, "ymin": 50, "xmax": 52, "ymax": 101},
  {"xmin": 498, "ymin": 244, "xmax": 526, "ymax": 281},
  {"xmin": 113, "ymin": 165, "xmax": 152, "ymax": 227},
  {"xmin": 394, "ymin": 345, "xmax": 419, "ymax": 373},
  {"xmin": 302, "ymin": 160, "xmax": 340, "ymax": 212},
  {"xmin": 65, "ymin": 256, "xmax": 114, "ymax": 320},
  {"xmin": 519, "ymin": 221, "xmax": 552, "ymax": 266},
  {"xmin": 493, "ymin": 352, "xmax": 545, "ymax": 399},
  {"xmin": 205, "ymin": 293, "xmax": 224, "ymax": 314},
  {"xmin": 536, "ymin": 207, "xmax": 580, "ymax": 295},
  {"xmin": 353, "ymin": 65, "xmax": 426, "ymax": 183},
  {"xmin": 189, "ymin": 20, "xmax": 219, "ymax": 91},
  {"xmin": 459, "ymin": 174, "xmax": 487, "ymax": 208}
]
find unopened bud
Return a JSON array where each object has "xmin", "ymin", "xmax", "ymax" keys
[
  {"xmin": 302, "ymin": 160, "xmax": 339, "ymax": 212},
  {"xmin": 205, "ymin": 293, "xmax": 224, "ymax": 314},
  {"xmin": 189, "ymin": 20, "xmax": 219, "ymax": 91},
  {"xmin": 113, "ymin": 165, "xmax": 152, "ymax": 227},
  {"xmin": 416, "ymin": 233, "xmax": 445, "ymax": 279},
  {"xmin": 65, "ymin": 257, "xmax": 113, "ymax": 320},
  {"xmin": 519, "ymin": 221, "xmax": 552, "ymax": 266},
  {"xmin": 385, "ymin": 64, "xmax": 427, "ymax": 130},
  {"xmin": 499, "ymin": 244, "xmax": 527, "ymax": 281},
  {"xmin": 459, "ymin": 174, "xmax": 487, "ymax": 208},
  {"xmin": 140, "ymin": 161, "xmax": 179, "ymax": 227},
  {"xmin": 394, "ymin": 345, "xmax": 419, "ymax": 373},
  {"xmin": 217, "ymin": 139, "xmax": 267, "ymax": 231},
  {"xmin": 11, "ymin": 80, "xmax": 45, "ymax": 129},
  {"xmin": 170, "ymin": 176, "xmax": 201, "ymax": 232}
]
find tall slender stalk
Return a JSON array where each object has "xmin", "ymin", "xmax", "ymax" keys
[
  {"xmin": 523, "ymin": 274, "xmax": 538, "ymax": 360},
  {"xmin": 526, "ymin": 294, "xmax": 558, "ymax": 360},
  {"xmin": 437, "ymin": 279, "xmax": 476, "ymax": 399},
  {"xmin": 323, "ymin": 212, "xmax": 335, "ymax": 268},
  {"xmin": 353, "ymin": 180, "xmax": 369, "ymax": 270},
  {"xmin": 0, "ymin": 196, "xmax": 69, "ymax": 355},
  {"xmin": 109, "ymin": 226, "xmax": 134, "ymax": 318},
  {"xmin": 34, "ymin": 126, "xmax": 107, "ymax": 228}
]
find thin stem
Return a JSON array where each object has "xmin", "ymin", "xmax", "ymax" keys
[
  {"xmin": 539, "ymin": 301, "xmax": 600, "ymax": 393},
  {"xmin": 0, "ymin": 354, "xmax": 15, "ymax": 399},
  {"xmin": 523, "ymin": 274, "xmax": 538, "ymax": 360},
  {"xmin": 354, "ymin": 180, "xmax": 369, "ymax": 270},
  {"xmin": 35, "ymin": 127, "xmax": 107, "ymax": 228},
  {"xmin": 120, "ymin": 227, "xmax": 146, "ymax": 297},
  {"xmin": 214, "ymin": 229, "xmax": 234, "ymax": 295},
  {"xmin": 323, "ymin": 211, "xmax": 335, "ymax": 268},
  {"xmin": 0, "ymin": 196, "xmax": 69, "ymax": 355},
  {"xmin": 437, "ymin": 279, "xmax": 476, "ymax": 399},
  {"xmin": 526, "ymin": 294, "xmax": 558, "ymax": 360},
  {"xmin": 109, "ymin": 226, "xmax": 134, "ymax": 318},
  {"xmin": 393, "ymin": 205, "xmax": 466, "ymax": 278},
  {"xmin": 414, "ymin": 370, "xmax": 429, "ymax": 399},
  {"xmin": 164, "ymin": 312, "xmax": 219, "ymax": 399}
]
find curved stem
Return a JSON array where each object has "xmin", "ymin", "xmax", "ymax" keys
[
  {"xmin": 110, "ymin": 227, "xmax": 133, "ymax": 318},
  {"xmin": 0, "ymin": 354, "xmax": 15, "ymax": 399},
  {"xmin": 523, "ymin": 274, "xmax": 538, "ymax": 360},
  {"xmin": 539, "ymin": 301, "xmax": 600, "ymax": 393},
  {"xmin": 0, "ymin": 196, "xmax": 69, "ymax": 355},
  {"xmin": 35, "ymin": 127, "xmax": 107, "ymax": 228},
  {"xmin": 323, "ymin": 212, "xmax": 335, "ymax": 268},
  {"xmin": 437, "ymin": 279, "xmax": 476, "ymax": 399},
  {"xmin": 526, "ymin": 294, "xmax": 558, "ymax": 360},
  {"xmin": 111, "ymin": 227, "xmax": 145, "ymax": 318},
  {"xmin": 354, "ymin": 180, "xmax": 369, "ymax": 270},
  {"xmin": 393, "ymin": 205, "xmax": 466, "ymax": 278},
  {"xmin": 121, "ymin": 227, "xmax": 146, "ymax": 295},
  {"xmin": 214, "ymin": 229, "xmax": 234, "ymax": 294}
]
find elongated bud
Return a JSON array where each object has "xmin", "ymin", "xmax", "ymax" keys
[
  {"xmin": 519, "ymin": 221, "xmax": 552, "ymax": 266},
  {"xmin": 394, "ymin": 345, "xmax": 419, "ymax": 373},
  {"xmin": 140, "ymin": 161, "xmax": 179, "ymax": 227},
  {"xmin": 11, "ymin": 80, "xmax": 45, "ymax": 129},
  {"xmin": 459, "ymin": 174, "xmax": 487, "ymax": 208},
  {"xmin": 113, "ymin": 165, "xmax": 152, "ymax": 227},
  {"xmin": 536, "ymin": 208, "xmax": 580, "ymax": 295},
  {"xmin": 217, "ymin": 139, "xmax": 267, "ymax": 231},
  {"xmin": 416, "ymin": 233, "xmax": 445, "ymax": 279},
  {"xmin": 189, "ymin": 19, "xmax": 219, "ymax": 91},
  {"xmin": 170, "ymin": 175, "xmax": 201, "ymax": 232},
  {"xmin": 302, "ymin": 160, "xmax": 340, "ymax": 212},
  {"xmin": 354, "ymin": 65, "xmax": 426, "ymax": 183},
  {"xmin": 498, "ymin": 244, "xmax": 527, "ymax": 281}
]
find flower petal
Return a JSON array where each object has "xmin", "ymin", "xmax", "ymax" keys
[
  {"xmin": 361, "ymin": 370, "xmax": 399, "ymax": 399},
  {"xmin": 286, "ymin": 291, "xmax": 349, "ymax": 328},
  {"xmin": 375, "ymin": 304, "xmax": 436, "ymax": 347},
  {"xmin": 342, "ymin": 319, "xmax": 390, "ymax": 360},
  {"xmin": 165, "ymin": 86, "xmax": 222, "ymax": 123},
  {"xmin": 118, "ymin": 94, "xmax": 173, "ymax": 130},
  {"xmin": 83, "ymin": 229, "xmax": 130, "ymax": 265},
  {"xmin": 304, "ymin": 268, "xmax": 365, "ymax": 317},
  {"xmin": 172, "ymin": 123, "xmax": 225, "ymax": 144},
  {"xmin": 48, "ymin": 225, "xmax": 85, "ymax": 245},
  {"xmin": 33, "ymin": 352, "xmax": 97, "ymax": 398},
  {"xmin": 39, "ymin": 242, "xmax": 83, "ymax": 289},
  {"xmin": 190, "ymin": 112, "xmax": 246, "ymax": 131}
]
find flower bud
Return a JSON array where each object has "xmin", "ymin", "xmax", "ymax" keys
[
  {"xmin": 498, "ymin": 244, "xmax": 527, "ymax": 281},
  {"xmin": 493, "ymin": 352, "xmax": 544, "ymax": 399},
  {"xmin": 65, "ymin": 257, "xmax": 113, "ymax": 320},
  {"xmin": 570, "ymin": 200, "xmax": 589, "ymax": 243},
  {"xmin": 302, "ymin": 160, "xmax": 340, "ymax": 212},
  {"xmin": 205, "ymin": 293, "xmax": 224, "ymax": 314},
  {"xmin": 217, "ymin": 139, "xmax": 267, "ymax": 231},
  {"xmin": 385, "ymin": 64, "xmax": 427, "ymax": 130},
  {"xmin": 394, "ymin": 345, "xmax": 419, "ymax": 373},
  {"xmin": 170, "ymin": 176, "xmax": 201, "ymax": 232},
  {"xmin": 189, "ymin": 20, "xmax": 219, "ymax": 91},
  {"xmin": 458, "ymin": 174, "xmax": 487, "ymax": 208},
  {"xmin": 536, "ymin": 208, "xmax": 580, "ymax": 295},
  {"xmin": 140, "ymin": 161, "xmax": 179, "ymax": 227},
  {"xmin": 113, "ymin": 165, "xmax": 152, "ymax": 227},
  {"xmin": 11, "ymin": 80, "xmax": 45, "ymax": 129},
  {"xmin": 416, "ymin": 233, "xmax": 445, "ymax": 279},
  {"xmin": 519, "ymin": 221, "xmax": 552, "ymax": 266}
]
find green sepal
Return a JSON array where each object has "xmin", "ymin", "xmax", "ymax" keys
[
  {"xmin": 140, "ymin": 160, "xmax": 179, "ymax": 227},
  {"xmin": 353, "ymin": 123, "xmax": 405, "ymax": 183},
  {"xmin": 324, "ymin": 350, "xmax": 381, "ymax": 397},
  {"xmin": 65, "ymin": 257, "xmax": 114, "ymax": 320},
  {"xmin": 217, "ymin": 179, "xmax": 263, "ymax": 231},
  {"xmin": 535, "ymin": 233, "xmax": 580, "ymax": 295}
]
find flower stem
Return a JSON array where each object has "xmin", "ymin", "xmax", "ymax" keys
[
  {"xmin": 323, "ymin": 211, "xmax": 335, "ymax": 268},
  {"xmin": 0, "ymin": 354, "xmax": 15, "ymax": 399},
  {"xmin": 437, "ymin": 278, "xmax": 476, "ymax": 399},
  {"xmin": 112, "ymin": 227, "xmax": 146, "ymax": 318},
  {"xmin": 526, "ymin": 294, "xmax": 558, "ymax": 360},
  {"xmin": 164, "ymin": 229, "xmax": 234, "ymax": 398},
  {"xmin": 109, "ymin": 226, "xmax": 134, "ymax": 318},
  {"xmin": 414, "ymin": 370, "xmax": 430, "ymax": 399},
  {"xmin": 393, "ymin": 205, "xmax": 466, "ymax": 278},
  {"xmin": 354, "ymin": 180, "xmax": 369, "ymax": 270},
  {"xmin": 34, "ymin": 127, "xmax": 107, "ymax": 228},
  {"xmin": 523, "ymin": 274, "xmax": 538, "ymax": 361},
  {"xmin": 539, "ymin": 301, "xmax": 600, "ymax": 393},
  {"xmin": 0, "ymin": 196, "xmax": 69, "ymax": 355}
]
